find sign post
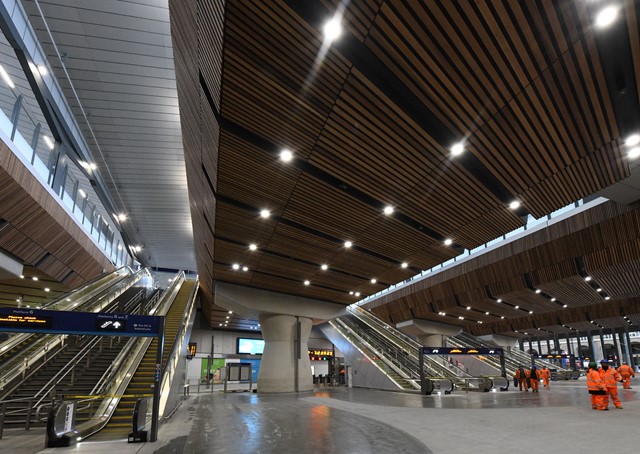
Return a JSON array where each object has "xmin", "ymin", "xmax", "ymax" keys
[{"xmin": 150, "ymin": 317, "xmax": 165, "ymax": 443}]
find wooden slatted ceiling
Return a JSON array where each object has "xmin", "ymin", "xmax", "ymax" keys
[
  {"xmin": 628, "ymin": 0, "xmax": 640, "ymax": 106},
  {"xmin": 171, "ymin": 0, "xmax": 640, "ymax": 329},
  {"xmin": 0, "ymin": 266, "xmax": 68, "ymax": 309},
  {"xmin": 366, "ymin": 0, "xmax": 622, "ymax": 218}
]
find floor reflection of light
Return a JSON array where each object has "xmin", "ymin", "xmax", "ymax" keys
[{"xmin": 310, "ymin": 405, "xmax": 330, "ymax": 447}]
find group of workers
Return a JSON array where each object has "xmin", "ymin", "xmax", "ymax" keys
[
  {"xmin": 514, "ymin": 361, "xmax": 635, "ymax": 411},
  {"xmin": 514, "ymin": 365, "xmax": 551, "ymax": 392},
  {"xmin": 587, "ymin": 360, "xmax": 635, "ymax": 411}
]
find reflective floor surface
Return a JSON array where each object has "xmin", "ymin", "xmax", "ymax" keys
[{"xmin": 2, "ymin": 380, "xmax": 638, "ymax": 454}]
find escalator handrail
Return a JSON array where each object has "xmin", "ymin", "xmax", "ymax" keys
[
  {"xmin": 73, "ymin": 272, "xmax": 186, "ymax": 440},
  {"xmin": 0, "ymin": 269, "xmax": 150, "ymax": 393},
  {"xmin": 0, "ymin": 267, "xmax": 133, "ymax": 359}
]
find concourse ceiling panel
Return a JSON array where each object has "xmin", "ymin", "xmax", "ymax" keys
[{"xmin": 167, "ymin": 0, "xmax": 640, "ymax": 332}]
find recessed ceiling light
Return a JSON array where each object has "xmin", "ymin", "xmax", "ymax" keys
[
  {"xmin": 584, "ymin": 276, "xmax": 592, "ymax": 282},
  {"xmin": 628, "ymin": 147, "xmax": 640, "ymax": 159},
  {"xmin": 321, "ymin": 264, "xmax": 328, "ymax": 271},
  {"xmin": 117, "ymin": 213, "xmax": 127, "ymax": 222},
  {"xmin": 19, "ymin": 275, "xmax": 24, "ymax": 279},
  {"xmin": 242, "ymin": 266, "xmax": 248, "ymax": 272},
  {"xmin": 228, "ymin": 311, "xmax": 233, "ymax": 314},
  {"xmin": 304, "ymin": 280, "xmax": 310, "ymax": 286},
  {"xmin": 383, "ymin": 206, "xmax": 394, "ymax": 215},
  {"xmin": 485, "ymin": 311, "xmax": 489, "ymax": 315},
  {"xmin": 249, "ymin": 243, "xmax": 257, "ymax": 251},
  {"xmin": 260, "ymin": 209, "xmax": 271, "ymax": 218},
  {"xmin": 458, "ymin": 316, "xmax": 464, "ymax": 320},
  {"xmin": 344, "ymin": 240, "xmax": 353, "ymax": 248},
  {"xmin": 66, "ymin": 298, "xmax": 71, "ymax": 301},
  {"xmin": 279, "ymin": 148, "xmax": 293, "ymax": 162},
  {"xmin": 219, "ymin": 323, "xmax": 222, "ymax": 326},
  {"xmin": 551, "ymin": 297, "xmax": 556, "ymax": 302},
  {"xmin": 625, "ymin": 134, "xmax": 640, "ymax": 147},
  {"xmin": 450, "ymin": 142, "xmax": 465, "ymax": 156},
  {"xmin": 595, "ymin": 5, "xmax": 618, "ymax": 28},
  {"xmin": 44, "ymin": 288, "xmax": 50, "ymax": 292},
  {"xmin": 497, "ymin": 299, "xmax": 502, "ymax": 303},
  {"xmin": 401, "ymin": 262, "xmax": 408, "ymax": 268},
  {"xmin": 32, "ymin": 277, "xmax": 38, "ymax": 281},
  {"xmin": 529, "ymin": 311, "xmax": 533, "ymax": 314},
  {"xmin": 605, "ymin": 296, "xmax": 611, "ymax": 300},
  {"xmin": 444, "ymin": 238, "xmax": 453, "ymax": 246},
  {"xmin": 370, "ymin": 278, "xmax": 377, "ymax": 284},
  {"xmin": 596, "ymin": 288, "xmax": 602, "ymax": 292},
  {"xmin": 466, "ymin": 306, "xmax": 471, "ymax": 310},
  {"xmin": 226, "ymin": 316, "xmax": 229, "ymax": 319},
  {"xmin": 563, "ymin": 304, "xmax": 568, "ymax": 308},
  {"xmin": 349, "ymin": 291, "xmax": 354, "ymax": 295},
  {"xmin": 232, "ymin": 263, "xmax": 240, "ymax": 270},
  {"xmin": 323, "ymin": 17, "xmax": 342, "ymax": 42},
  {"xmin": 515, "ymin": 305, "xmax": 519, "ymax": 309},
  {"xmin": 477, "ymin": 321, "xmax": 483, "ymax": 324},
  {"xmin": 509, "ymin": 200, "xmax": 520, "ymax": 210},
  {"xmin": 535, "ymin": 289, "xmax": 541, "ymax": 294},
  {"xmin": 355, "ymin": 292, "xmax": 360, "ymax": 297},
  {"xmin": 501, "ymin": 316, "xmax": 505, "ymax": 319},
  {"xmin": 135, "ymin": 245, "xmax": 142, "ymax": 252}
]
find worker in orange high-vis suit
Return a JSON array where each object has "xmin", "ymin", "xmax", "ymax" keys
[
  {"xmin": 515, "ymin": 366, "xmax": 529, "ymax": 391},
  {"xmin": 599, "ymin": 359, "xmax": 622, "ymax": 409},
  {"xmin": 617, "ymin": 362, "xmax": 635, "ymax": 389},
  {"xmin": 586, "ymin": 361, "xmax": 607, "ymax": 410},
  {"xmin": 539, "ymin": 366, "xmax": 551, "ymax": 388},
  {"xmin": 528, "ymin": 366, "xmax": 540, "ymax": 392}
]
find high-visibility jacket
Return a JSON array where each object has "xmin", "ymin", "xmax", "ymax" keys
[
  {"xmin": 515, "ymin": 368, "xmax": 528, "ymax": 380},
  {"xmin": 540, "ymin": 368, "xmax": 551, "ymax": 380},
  {"xmin": 587, "ymin": 369, "xmax": 605, "ymax": 391},
  {"xmin": 617, "ymin": 364, "xmax": 635, "ymax": 378},
  {"xmin": 600, "ymin": 367, "xmax": 621, "ymax": 387}
]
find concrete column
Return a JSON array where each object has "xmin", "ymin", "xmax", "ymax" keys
[{"xmin": 258, "ymin": 314, "xmax": 313, "ymax": 393}]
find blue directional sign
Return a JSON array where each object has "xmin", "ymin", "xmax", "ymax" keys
[
  {"xmin": 0, "ymin": 307, "xmax": 161, "ymax": 337},
  {"xmin": 421, "ymin": 347, "xmax": 504, "ymax": 355}
]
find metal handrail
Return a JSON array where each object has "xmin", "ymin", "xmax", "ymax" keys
[
  {"xmin": 0, "ymin": 269, "xmax": 150, "ymax": 395},
  {"xmin": 73, "ymin": 272, "xmax": 186, "ymax": 440},
  {"xmin": 0, "ymin": 267, "xmax": 132, "ymax": 361},
  {"xmin": 343, "ymin": 312, "xmax": 472, "ymax": 379}
]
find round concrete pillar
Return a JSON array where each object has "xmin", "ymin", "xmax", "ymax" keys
[{"xmin": 258, "ymin": 314, "xmax": 313, "ymax": 393}]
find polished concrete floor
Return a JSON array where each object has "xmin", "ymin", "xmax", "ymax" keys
[{"xmin": 1, "ymin": 380, "xmax": 638, "ymax": 453}]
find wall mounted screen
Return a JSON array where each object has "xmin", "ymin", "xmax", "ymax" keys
[{"xmin": 237, "ymin": 338, "xmax": 265, "ymax": 355}]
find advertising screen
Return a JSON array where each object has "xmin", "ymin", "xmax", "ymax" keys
[{"xmin": 237, "ymin": 338, "xmax": 265, "ymax": 355}]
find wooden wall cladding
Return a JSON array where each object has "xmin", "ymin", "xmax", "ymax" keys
[
  {"xmin": 0, "ymin": 141, "xmax": 114, "ymax": 297},
  {"xmin": 173, "ymin": 0, "xmax": 639, "ymax": 328}
]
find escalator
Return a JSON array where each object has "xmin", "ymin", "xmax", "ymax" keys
[
  {"xmin": 88, "ymin": 278, "xmax": 197, "ymax": 441},
  {"xmin": 0, "ymin": 268, "xmax": 130, "ymax": 366},
  {"xmin": 0, "ymin": 280, "xmax": 161, "ymax": 427}
]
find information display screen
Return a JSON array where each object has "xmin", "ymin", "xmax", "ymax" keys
[
  {"xmin": 0, "ymin": 313, "xmax": 52, "ymax": 329},
  {"xmin": 237, "ymin": 338, "xmax": 265, "ymax": 355}
]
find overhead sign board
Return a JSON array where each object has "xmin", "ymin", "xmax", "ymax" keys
[
  {"xmin": 421, "ymin": 347, "xmax": 504, "ymax": 355},
  {"xmin": 0, "ymin": 308, "xmax": 161, "ymax": 337}
]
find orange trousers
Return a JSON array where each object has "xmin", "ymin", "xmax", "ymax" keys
[
  {"xmin": 604, "ymin": 387, "xmax": 622, "ymax": 408},
  {"xmin": 518, "ymin": 378, "xmax": 528, "ymax": 390},
  {"xmin": 529, "ymin": 378, "xmax": 539, "ymax": 391},
  {"xmin": 590, "ymin": 393, "xmax": 606, "ymax": 410},
  {"xmin": 542, "ymin": 378, "xmax": 550, "ymax": 388},
  {"xmin": 620, "ymin": 374, "xmax": 632, "ymax": 389}
]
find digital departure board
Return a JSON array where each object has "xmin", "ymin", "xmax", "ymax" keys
[{"xmin": 0, "ymin": 313, "xmax": 52, "ymax": 328}]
